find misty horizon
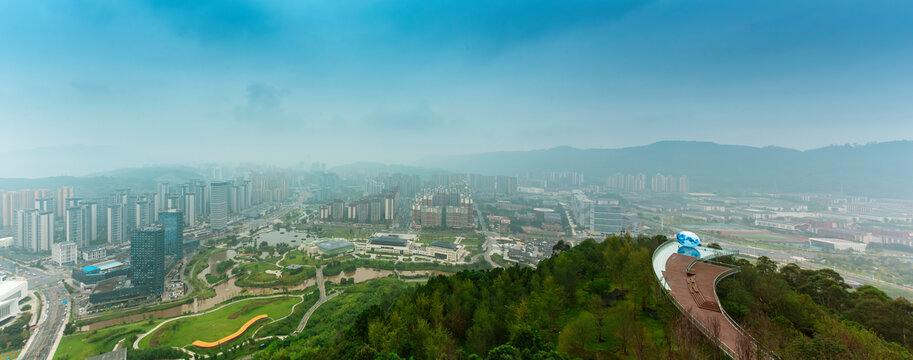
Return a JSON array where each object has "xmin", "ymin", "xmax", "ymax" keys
[
  {"xmin": 2, "ymin": 139, "xmax": 912, "ymax": 179},
  {"xmin": 2, "ymin": 0, "xmax": 913, "ymax": 177}
]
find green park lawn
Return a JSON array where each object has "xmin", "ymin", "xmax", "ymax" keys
[
  {"xmin": 55, "ymin": 319, "xmax": 162, "ymax": 360},
  {"xmin": 140, "ymin": 296, "xmax": 302, "ymax": 349},
  {"xmin": 236, "ymin": 259, "xmax": 316, "ymax": 287},
  {"xmin": 279, "ymin": 250, "xmax": 348, "ymax": 267},
  {"xmin": 279, "ymin": 250, "xmax": 318, "ymax": 266},
  {"xmin": 236, "ymin": 261, "xmax": 282, "ymax": 286}
]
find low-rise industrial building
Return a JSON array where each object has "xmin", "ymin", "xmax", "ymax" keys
[{"xmin": 809, "ymin": 238, "xmax": 867, "ymax": 252}]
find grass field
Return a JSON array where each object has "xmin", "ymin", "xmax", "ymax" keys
[
  {"xmin": 293, "ymin": 278, "xmax": 413, "ymax": 348},
  {"xmin": 55, "ymin": 319, "xmax": 162, "ymax": 360},
  {"xmin": 235, "ymin": 261, "xmax": 282, "ymax": 286},
  {"xmin": 140, "ymin": 296, "xmax": 302, "ymax": 349},
  {"xmin": 717, "ymin": 230, "xmax": 807, "ymax": 243},
  {"xmin": 279, "ymin": 250, "xmax": 349, "ymax": 267},
  {"xmin": 279, "ymin": 250, "xmax": 319, "ymax": 267},
  {"xmin": 257, "ymin": 291, "xmax": 320, "ymax": 337},
  {"xmin": 236, "ymin": 259, "xmax": 316, "ymax": 288}
]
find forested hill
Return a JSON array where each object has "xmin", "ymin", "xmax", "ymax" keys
[
  {"xmin": 257, "ymin": 235, "xmax": 911, "ymax": 360},
  {"xmin": 416, "ymin": 141, "xmax": 913, "ymax": 198}
]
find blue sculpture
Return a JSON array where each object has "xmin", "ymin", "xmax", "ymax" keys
[
  {"xmin": 676, "ymin": 246, "xmax": 701, "ymax": 257},
  {"xmin": 676, "ymin": 231, "xmax": 701, "ymax": 247}
]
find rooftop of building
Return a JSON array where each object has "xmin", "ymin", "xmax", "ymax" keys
[
  {"xmin": 0, "ymin": 280, "xmax": 27, "ymax": 295},
  {"xmin": 369, "ymin": 235, "xmax": 409, "ymax": 247},
  {"xmin": 81, "ymin": 260, "xmax": 126, "ymax": 273},
  {"xmin": 430, "ymin": 241, "xmax": 458, "ymax": 249},
  {"xmin": 316, "ymin": 239, "xmax": 354, "ymax": 250},
  {"xmin": 136, "ymin": 225, "xmax": 164, "ymax": 232}
]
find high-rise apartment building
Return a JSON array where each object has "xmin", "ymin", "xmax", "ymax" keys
[
  {"xmin": 2, "ymin": 189, "xmax": 51, "ymax": 229},
  {"xmin": 210, "ymin": 181, "xmax": 229, "ymax": 231},
  {"xmin": 107, "ymin": 204, "xmax": 125, "ymax": 244},
  {"xmin": 56, "ymin": 187, "xmax": 74, "ymax": 217},
  {"xmin": 131, "ymin": 225, "xmax": 165, "ymax": 296},
  {"xmin": 35, "ymin": 198, "xmax": 54, "ymax": 213},
  {"xmin": 14, "ymin": 209, "xmax": 53, "ymax": 251},
  {"xmin": 183, "ymin": 193, "xmax": 196, "ymax": 227},
  {"xmin": 136, "ymin": 200, "xmax": 153, "ymax": 227},
  {"xmin": 65, "ymin": 206, "xmax": 85, "ymax": 248},
  {"xmin": 80, "ymin": 201, "xmax": 98, "ymax": 244}
]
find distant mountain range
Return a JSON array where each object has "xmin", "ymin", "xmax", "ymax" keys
[
  {"xmin": 0, "ymin": 166, "xmax": 205, "ymax": 198},
  {"xmin": 3, "ymin": 141, "xmax": 911, "ymax": 199},
  {"xmin": 417, "ymin": 140, "xmax": 913, "ymax": 198}
]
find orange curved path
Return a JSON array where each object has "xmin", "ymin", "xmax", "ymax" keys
[{"xmin": 191, "ymin": 314, "xmax": 269, "ymax": 349}]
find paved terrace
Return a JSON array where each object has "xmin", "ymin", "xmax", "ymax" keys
[{"xmin": 653, "ymin": 241, "xmax": 758, "ymax": 359}]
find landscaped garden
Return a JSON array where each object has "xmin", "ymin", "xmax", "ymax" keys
[
  {"xmin": 55, "ymin": 318, "xmax": 163, "ymax": 360},
  {"xmin": 139, "ymin": 296, "xmax": 303, "ymax": 349}
]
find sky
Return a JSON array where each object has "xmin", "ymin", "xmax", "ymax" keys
[{"xmin": 1, "ymin": 0, "xmax": 912, "ymax": 177}]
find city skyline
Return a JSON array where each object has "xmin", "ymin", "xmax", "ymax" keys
[{"xmin": 1, "ymin": 0, "xmax": 912, "ymax": 178}]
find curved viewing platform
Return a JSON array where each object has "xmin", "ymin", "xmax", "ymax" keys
[{"xmin": 652, "ymin": 240, "xmax": 758, "ymax": 359}]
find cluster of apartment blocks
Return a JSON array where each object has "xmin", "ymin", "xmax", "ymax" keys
[
  {"xmin": 606, "ymin": 173, "xmax": 690, "ymax": 193},
  {"xmin": 319, "ymin": 190, "xmax": 397, "ymax": 224},
  {"xmin": 0, "ymin": 177, "xmax": 270, "ymax": 255},
  {"xmin": 411, "ymin": 187, "xmax": 474, "ymax": 229}
]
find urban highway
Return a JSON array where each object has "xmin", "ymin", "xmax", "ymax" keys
[{"xmin": 0, "ymin": 256, "xmax": 70, "ymax": 360}]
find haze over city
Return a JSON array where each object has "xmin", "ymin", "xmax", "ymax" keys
[
  {"xmin": 3, "ymin": 2, "xmax": 913, "ymax": 360},
  {"xmin": 2, "ymin": 0, "xmax": 913, "ymax": 177}
]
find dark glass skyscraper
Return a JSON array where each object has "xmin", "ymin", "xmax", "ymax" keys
[
  {"xmin": 158, "ymin": 210, "xmax": 184, "ymax": 257},
  {"xmin": 131, "ymin": 225, "xmax": 165, "ymax": 296}
]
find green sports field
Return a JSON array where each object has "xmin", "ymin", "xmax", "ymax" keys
[{"xmin": 717, "ymin": 231, "xmax": 807, "ymax": 243}]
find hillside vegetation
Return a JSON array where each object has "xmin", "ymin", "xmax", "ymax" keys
[{"xmin": 256, "ymin": 235, "xmax": 911, "ymax": 359}]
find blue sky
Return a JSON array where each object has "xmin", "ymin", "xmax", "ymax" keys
[{"xmin": 1, "ymin": 0, "xmax": 912, "ymax": 176}]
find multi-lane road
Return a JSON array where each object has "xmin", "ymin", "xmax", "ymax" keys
[
  {"xmin": 0, "ymin": 256, "xmax": 70, "ymax": 360},
  {"xmin": 23, "ymin": 283, "xmax": 68, "ymax": 360}
]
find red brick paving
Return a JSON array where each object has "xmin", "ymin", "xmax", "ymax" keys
[{"xmin": 663, "ymin": 253, "xmax": 756, "ymax": 359}]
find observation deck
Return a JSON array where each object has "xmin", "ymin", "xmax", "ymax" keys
[{"xmin": 652, "ymin": 240, "xmax": 758, "ymax": 359}]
